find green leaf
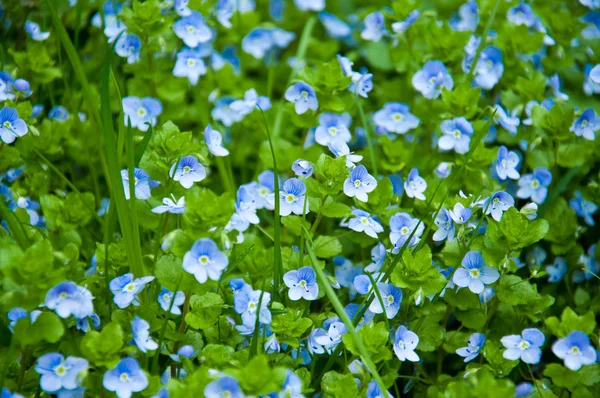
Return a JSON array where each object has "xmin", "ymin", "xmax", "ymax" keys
[
  {"xmin": 314, "ymin": 235, "xmax": 343, "ymax": 258},
  {"xmin": 199, "ymin": 344, "xmax": 235, "ymax": 367},
  {"xmin": 155, "ymin": 254, "xmax": 200, "ymax": 293},
  {"xmin": 314, "ymin": 154, "xmax": 349, "ymax": 195},
  {"xmin": 545, "ymin": 307, "xmax": 596, "ymax": 337},
  {"xmin": 391, "ymin": 245, "xmax": 446, "ymax": 296},
  {"xmin": 185, "ymin": 293, "xmax": 224, "ymax": 330},
  {"xmin": 270, "ymin": 309, "xmax": 313, "ymax": 347},
  {"xmin": 485, "ymin": 207, "xmax": 549, "ymax": 252},
  {"xmin": 320, "ymin": 196, "xmax": 352, "ymax": 218},
  {"xmin": 13, "ymin": 312, "xmax": 65, "ymax": 345},
  {"xmin": 496, "ymin": 275, "xmax": 541, "ymax": 306},
  {"xmin": 80, "ymin": 321, "xmax": 124, "ymax": 367},
  {"xmin": 234, "ymin": 356, "xmax": 287, "ymax": 396},
  {"xmin": 483, "ymin": 340, "xmax": 519, "ymax": 376},
  {"xmin": 342, "ymin": 322, "xmax": 393, "ymax": 363},
  {"xmin": 544, "ymin": 363, "xmax": 600, "ymax": 392},
  {"xmin": 321, "ymin": 371, "xmax": 359, "ymax": 397}
]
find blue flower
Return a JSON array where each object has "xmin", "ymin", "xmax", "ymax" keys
[
  {"xmin": 552, "ymin": 331, "xmax": 597, "ymax": 371},
  {"xmin": 247, "ymin": 170, "xmax": 278, "ymax": 210},
  {"xmin": 157, "ymin": 287, "xmax": 185, "ymax": 314},
  {"xmin": 570, "ymin": 191, "xmax": 598, "ymax": 226},
  {"xmin": 404, "ymin": 168, "xmax": 427, "ymax": 200},
  {"xmin": 412, "ymin": 60, "xmax": 454, "ymax": 99},
  {"xmin": 449, "ymin": 203, "xmax": 472, "ymax": 224},
  {"xmin": 546, "ymin": 257, "xmax": 567, "ymax": 283},
  {"xmin": 392, "ymin": 10, "xmax": 420, "ymax": 34},
  {"xmin": 496, "ymin": 145, "xmax": 520, "ymax": 180},
  {"xmin": 456, "ymin": 333, "xmax": 485, "ymax": 362},
  {"xmin": 122, "ymin": 96, "xmax": 162, "ymax": 132},
  {"xmin": 45, "ymin": 282, "xmax": 94, "ymax": 319},
  {"xmin": 103, "ymin": 358, "xmax": 148, "ymax": 398},
  {"xmin": 34, "ymin": 353, "xmax": 88, "ymax": 394},
  {"xmin": 312, "ymin": 320, "xmax": 347, "ymax": 354},
  {"xmin": 173, "ymin": 11, "xmax": 213, "ymax": 47},
  {"xmin": 115, "ymin": 33, "xmax": 142, "ymax": 64},
  {"xmin": 548, "ymin": 74, "xmax": 569, "ymax": 101},
  {"xmin": 270, "ymin": 178, "xmax": 308, "ymax": 216},
  {"xmin": 0, "ymin": 107, "xmax": 28, "ymax": 144},
  {"xmin": 373, "ymin": 102, "xmax": 420, "ymax": 134},
  {"xmin": 361, "ymin": 11, "xmax": 385, "ymax": 42},
  {"xmin": 570, "ymin": 108, "xmax": 600, "ymax": 141},
  {"xmin": 173, "ymin": 49, "xmax": 206, "ymax": 85},
  {"xmin": 109, "ymin": 273, "xmax": 155, "ymax": 309},
  {"xmin": 453, "ymin": 251, "xmax": 500, "ymax": 294},
  {"xmin": 584, "ymin": 63, "xmax": 600, "ymax": 95},
  {"xmin": 10, "ymin": 78, "xmax": 32, "ymax": 98},
  {"xmin": 435, "ymin": 162, "xmax": 452, "ymax": 178},
  {"xmin": 204, "ymin": 376, "xmax": 243, "ymax": 398},
  {"xmin": 295, "ymin": 0, "xmax": 324, "ymax": 11},
  {"xmin": 0, "ymin": 72, "xmax": 14, "ymax": 101},
  {"xmin": 152, "ymin": 196, "xmax": 185, "ymax": 214},
  {"xmin": 235, "ymin": 185, "xmax": 260, "ymax": 226},
  {"xmin": 121, "ymin": 168, "xmax": 159, "ymax": 200},
  {"xmin": 203, "ymin": 125, "xmax": 230, "ymax": 157},
  {"xmin": 515, "ymin": 383, "xmax": 533, "ymax": 397},
  {"xmin": 365, "ymin": 242, "xmax": 386, "ymax": 273},
  {"xmin": 284, "ymin": 266, "xmax": 319, "ymax": 301},
  {"xmin": 507, "ymin": 3, "xmax": 536, "ymax": 27},
  {"xmin": 346, "ymin": 208, "xmax": 384, "ymax": 239},
  {"xmin": 315, "ymin": 112, "xmax": 352, "ymax": 146},
  {"xmin": 25, "ymin": 20, "xmax": 50, "ymax": 41},
  {"xmin": 329, "ymin": 141, "xmax": 363, "ymax": 168},
  {"xmin": 523, "ymin": 99, "xmax": 554, "ymax": 126},
  {"xmin": 479, "ymin": 287, "xmax": 495, "ymax": 303},
  {"xmin": 573, "ymin": 245, "xmax": 599, "ymax": 283},
  {"xmin": 285, "ymin": 81, "xmax": 318, "ymax": 115},
  {"xmin": 450, "ymin": 0, "xmax": 478, "ymax": 31},
  {"xmin": 49, "ymin": 105, "xmax": 70, "ymax": 122},
  {"xmin": 439, "ymin": 117, "xmax": 473, "ymax": 154},
  {"xmin": 581, "ymin": 0, "xmax": 600, "ymax": 9},
  {"xmin": 212, "ymin": 96, "xmax": 244, "ymax": 127},
  {"xmin": 169, "ymin": 345, "xmax": 195, "ymax": 362},
  {"xmin": 281, "ymin": 369, "xmax": 303, "ymax": 397},
  {"xmin": 343, "ymin": 165, "xmax": 377, "ymax": 202},
  {"xmin": 75, "ymin": 313, "xmax": 101, "ymax": 333},
  {"xmin": 1, "ymin": 387, "xmax": 23, "ymax": 398},
  {"xmin": 131, "ymin": 316, "xmax": 158, "ymax": 353},
  {"xmin": 366, "ymin": 380, "xmax": 392, "ymax": 398},
  {"xmin": 319, "ymin": 12, "xmax": 351, "ymax": 39},
  {"xmin": 390, "ymin": 212, "xmax": 423, "ymax": 248},
  {"xmin": 7, "ymin": 307, "xmax": 28, "ymax": 331},
  {"xmin": 482, "ymin": 191, "xmax": 515, "ymax": 221},
  {"xmin": 501, "ymin": 328, "xmax": 545, "ymax": 364},
  {"xmin": 591, "ymin": 64, "xmax": 600, "ymax": 82},
  {"xmin": 517, "ymin": 168, "xmax": 552, "ymax": 204},
  {"xmin": 234, "ymin": 288, "xmax": 271, "ymax": 326},
  {"xmin": 264, "ymin": 331, "xmax": 281, "ymax": 354},
  {"xmin": 433, "ymin": 208, "xmax": 455, "ymax": 242},
  {"xmin": 493, "ymin": 104, "xmax": 520, "ymax": 135},
  {"xmin": 394, "ymin": 326, "xmax": 420, "ymax": 362},
  {"xmin": 292, "ymin": 159, "xmax": 313, "ymax": 178},
  {"xmin": 464, "ymin": 46, "xmax": 504, "ymax": 90},
  {"xmin": 31, "ymin": 104, "xmax": 44, "ymax": 118},
  {"xmin": 169, "ymin": 155, "xmax": 206, "ymax": 189},
  {"xmin": 230, "ymin": 88, "xmax": 271, "ymax": 117},
  {"xmin": 369, "ymin": 282, "xmax": 403, "ymax": 319},
  {"xmin": 242, "ymin": 28, "xmax": 295, "ymax": 59},
  {"xmin": 174, "ymin": 0, "xmax": 192, "ymax": 16},
  {"xmin": 183, "ymin": 238, "xmax": 228, "ymax": 283}
]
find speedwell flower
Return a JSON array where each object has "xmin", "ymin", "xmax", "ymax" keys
[
  {"xmin": 343, "ymin": 165, "xmax": 377, "ymax": 202},
  {"xmin": 170, "ymin": 155, "xmax": 207, "ymax": 189},
  {"xmin": 285, "ymin": 81, "xmax": 318, "ymax": 115},
  {"xmin": 453, "ymin": 251, "xmax": 500, "ymax": 294},
  {"xmin": 183, "ymin": 238, "xmax": 229, "ymax": 283}
]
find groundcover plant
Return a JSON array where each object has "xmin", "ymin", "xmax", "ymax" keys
[{"xmin": 0, "ymin": 0, "xmax": 600, "ymax": 396}]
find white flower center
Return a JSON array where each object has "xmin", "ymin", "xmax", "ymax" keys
[
  {"xmin": 387, "ymin": 295, "xmax": 395, "ymax": 304},
  {"xmin": 124, "ymin": 283, "xmax": 136, "ymax": 292},
  {"xmin": 501, "ymin": 159, "xmax": 507, "ymax": 167},
  {"xmin": 183, "ymin": 166, "xmax": 191, "ymax": 173},
  {"xmin": 569, "ymin": 346, "xmax": 581, "ymax": 355},
  {"xmin": 392, "ymin": 113, "xmax": 403, "ymax": 122},
  {"xmin": 3, "ymin": 121, "xmax": 11, "ymax": 129},
  {"xmin": 59, "ymin": 292, "xmax": 68, "ymax": 299},
  {"xmin": 285, "ymin": 194, "xmax": 296, "ymax": 203},
  {"xmin": 186, "ymin": 25, "xmax": 195, "ymax": 33},
  {"xmin": 162, "ymin": 293, "xmax": 171, "ymax": 302},
  {"xmin": 398, "ymin": 341, "xmax": 405, "ymax": 349},
  {"xmin": 519, "ymin": 340, "xmax": 530, "ymax": 350},
  {"xmin": 299, "ymin": 280, "xmax": 307, "ymax": 288},
  {"xmin": 328, "ymin": 127, "xmax": 338, "ymax": 136},
  {"xmin": 248, "ymin": 301, "xmax": 257, "ymax": 312},
  {"xmin": 453, "ymin": 129, "xmax": 461, "ymax": 139},
  {"xmin": 531, "ymin": 179, "xmax": 540, "ymax": 189},
  {"xmin": 400, "ymin": 227, "xmax": 409, "ymax": 235},
  {"xmin": 354, "ymin": 180, "xmax": 361, "ymax": 188},
  {"xmin": 301, "ymin": 91, "xmax": 308, "ymax": 98},
  {"xmin": 259, "ymin": 187, "xmax": 269, "ymax": 197},
  {"xmin": 582, "ymin": 119, "xmax": 588, "ymax": 126},
  {"xmin": 137, "ymin": 107, "xmax": 147, "ymax": 117},
  {"xmin": 120, "ymin": 373, "xmax": 129, "ymax": 382},
  {"xmin": 187, "ymin": 58, "xmax": 196, "ymax": 67},
  {"xmin": 199, "ymin": 255, "xmax": 210, "ymax": 265},
  {"xmin": 54, "ymin": 363, "xmax": 67, "ymax": 376},
  {"xmin": 360, "ymin": 217, "xmax": 368, "ymax": 225},
  {"xmin": 469, "ymin": 269, "xmax": 480, "ymax": 278}
]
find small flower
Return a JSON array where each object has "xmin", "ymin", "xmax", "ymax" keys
[
  {"xmin": 412, "ymin": 60, "xmax": 454, "ymax": 99},
  {"xmin": 183, "ymin": 238, "xmax": 229, "ymax": 283},
  {"xmin": 361, "ymin": 11, "xmax": 385, "ymax": 42},
  {"xmin": 280, "ymin": 369, "xmax": 303, "ymax": 397},
  {"xmin": 369, "ymin": 282, "xmax": 403, "ymax": 319},
  {"xmin": 270, "ymin": 178, "xmax": 308, "ymax": 216},
  {"xmin": 343, "ymin": 165, "xmax": 377, "ymax": 202},
  {"xmin": 365, "ymin": 242, "xmax": 386, "ymax": 273},
  {"xmin": 584, "ymin": 63, "xmax": 600, "ymax": 95},
  {"xmin": 235, "ymin": 185, "xmax": 260, "ymax": 226},
  {"xmin": 433, "ymin": 208, "xmax": 455, "ymax": 242},
  {"xmin": 169, "ymin": 345, "xmax": 195, "ymax": 362},
  {"xmin": 115, "ymin": 33, "xmax": 142, "ymax": 64},
  {"xmin": 203, "ymin": 124, "xmax": 230, "ymax": 157},
  {"xmin": 173, "ymin": 11, "xmax": 213, "ymax": 47},
  {"xmin": 295, "ymin": 0, "xmax": 325, "ymax": 11},
  {"xmin": 483, "ymin": 191, "xmax": 515, "ymax": 222},
  {"xmin": 449, "ymin": 0, "xmax": 478, "ymax": 31},
  {"xmin": 229, "ymin": 88, "xmax": 271, "ymax": 117},
  {"xmin": 404, "ymin": 168, "xmax": 427, "ymax": 200},
  {"xmin": 241, "ymin": 28, "xmax": 273, "ymax": 59},
  {"xmin": 570, "ymin": 108, "xmax": 600, "ymax": 141},
  {"xmin": 2, "ymin": 387, "xmax": 24, "ymax": 398},
  {"xmin": 456, "ymin": 333, "xmax": 485, "ymax": 362},
  {"xmin": 374, "ymin": 102, "xmax": 420, "ymax": 134},
  {"xmin": 284, "ymin": 266, "xmax": 319, "ymax": 301},
  {"xmin": 438, "ymin": 117, "xmax": 473, "ymax": 154},
  {"xmin": 292, "ymin": 159, "xmax": 313, "ymax": 178},
  {"xmin": 285, "ymin": 81, "xmax": 318, "ymax": 115},
  {"xmin": 10, "ymin": 79, "xmax": 32, "ymax": 98},
  {"xmin": 464, "ymin": 46, "xmax": 504, "ymax": 90},
  {"xmin": 131, "ymin": 316, "xmax": 158, "ymax": 353},
  {"xmin": 313, "ymin": 321, "xmax": 347, "ymax": 354},
  {"xmin": 448, "ymin": 203, "xmax": 472, "ymax": 224},
  {"xmin": 394, "ymin": 326, "xmax": 420, "ymax": 362},
  {"xmin": 328, "ymin": 141, "xmax": 363, "ymax": 168},
  {"xmin": 34, "ymin": 353, "xmax": 88, "ymax": 394},
  {"xmin": 346, "ymin": 209, "xmax": 384, "ymax": 239},
  {"xmin": 234, "ymin": 288, "xmax": 272, "ymax": 326},
  {"xmin": 49, "ymin": 105, "xmax": 70, "ymax": 122},
  {"xmin": 76, "ymin": 313, "xmax": 101, "ymax": 333},
  {"xmin": 501, "ymin": 328, "xmax": 545, "ymax": 364},
  {"xmin": 552, "ymin": 331, "xmax": 597, "ymax": 371},
  {"xmin": 169, "ymin": 155, "xmax": 206, "ymax": 189},
  {"xmin": 121, "ymin": 168, "xmax": 159, "ymax": 200},
  {"xmin": 25, "ymin": 20, "xmax": 50, "ymax": 41},
  {"xmin": 392, "ymin": 9, "xmax": 420, "ymax": 33},
  {"xmin": 319, "ymin": 12, "xmax": 351, "ymax": 39},
  {"xmin": 570, "ymin": 191, "xmax": 598, "ymax": 226},
  {"xmin": 7, "ymin": 307, "xmax": 28, "ymax": 331},
  {"xmin": 0, "ymin": 107, "xmax": 28, "ymax": 144},
  {"xmin": 157, "ymin": 288, "xmax": 185, "ymax": 314},
  {"xmin": 45, "ymin": 282, "xmax": 94, "ymax": 319},
  {"xmin": 211, "ymin": 96, "xmax": 244, "ymax": 127},
  {"xmin": 453, "ymin": 251, "xmax": 500, "ymax": 294},
  {"xmin": 435, "ymin": 162, "xmax": 452, "ymax": 178},
  {"xmin": 314, "ymin": 112, "xmax": 352, "ymax": 146},
  {"xmin": 590, "ymin": 64, "xmax": 600, "ymax": 83},
  {"xmin": 479, "ymin": 287, "xmax": 495, "ymax": 303},
  {"xmin": 173, "ymin": 49, "xmax": 206, "ymax": 86},
  {"xmin": 103, "ymin": 358, "xmax": 148, "ymax": 398},
  {"xmin": 517, "ymin": 168, "xmax": 552, "ymax": 204},
  {"xmin": 493, "ymin": 104, "xmax": 520, "ymax": 135},
  {"xmin": 548, "ymin": 74, "xmax": 569, "ymax": 101},
  {"xmin": 390, "ymin": 212, "xmax": 424, "ymax": 248},
  {"xmin": 122, "ymin": 96, "xmax": 162, "ymax": 132},
  {"xmin": 495, "ymin": 145, "xmax": 520, "ymax": 180},
  {"xmin": 0, "ymin": 72, "xmax": 15, "ymax": 101},
  {"xmin": 109, "ymin": 274, "xmax": 155, "ymax": 309},
  {"xmin": 204, "ymin": 376, "xmax": 243, "ymax": 398},
  {"xmin": 546, "ymin": 257, "xmax": 567, "ymax": 283},
  {"xmin": 251, "ymin": 170, "xmax": 278, "ymax": 210},
  {"xmin": 507, "ymin": 3, "xmax": 536, "ymax": 27},
  {"xmin": 151, "ymin": 196, "xmax": 185, "ymax": 214}
]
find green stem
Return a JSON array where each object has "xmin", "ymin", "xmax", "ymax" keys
[{"xmin": 357, "ymin": 97, "xmax": 378, "ymax": 176}]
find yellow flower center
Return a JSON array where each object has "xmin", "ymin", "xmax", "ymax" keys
[
  {"xmin": 401, "ymin": 227, "xmax": 409, "ymax": 235},
  {"xmin": 183, "ymin": 166, "xmax": 191, "ymax": 173},
  {"xmin": 392, "ymin": 113, "xmax": 403, "ymax": 122},
  {"xmin": 360, "ymin": 217, "xmax": 368, "ymax": 225},
  {"xmin": 286, "ymin": 194, "xmax": 296, "ymax": 203},
  {"xmin": 453, "ymin": 129, "xmax": 461, "ymax": 139},
  {"xmin": 328, "ymin": 127, "xmax": 338, "ymax": 135},
  {"xmin": 199, "ymin": 255, "xmax": 210, "ymax": 265},
  {"xmin": 187, "ymin": 58, "xmax": 196, "ymax": 67},
  {"xmin": 469, "ymin": 269, "xmax": 480, "ymax": 278},
  {"xmin": 137, "ymin": 107, "xmax": 147, "ymax": 117}
]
